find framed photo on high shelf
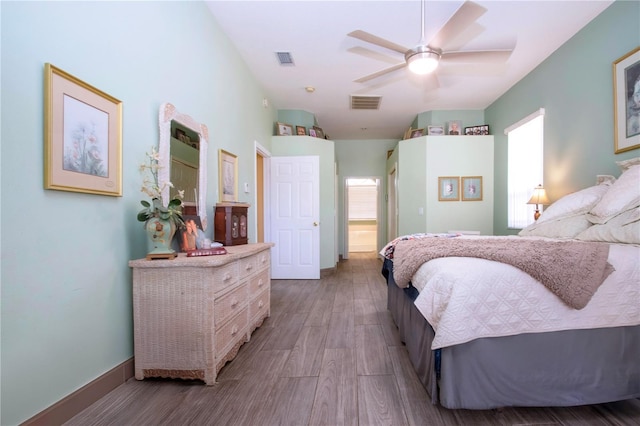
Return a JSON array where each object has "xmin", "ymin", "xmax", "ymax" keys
[
  {"xmin": 438, "ymin": 176, "xmax": 460, "ymax": 201},
  {"xmin": 447, "ymin": 120, "xmax": 462, "ymax": 135},
  {"xmin": 313, "ymin": 126, "xmax": 324, "ymax": 139},
  {"xmin": 613, "ymin": 46, "xmax": 640, "ymax": 153},
  {"xmin": 296, "ymin": 125, "xmax": 306, "ymax": 135},
  {"xmin": 427, "ymin": 125, "xmax": 444, "ymax": 136},
  {"xmin": 44, "ymin": 63, "xmax": 122, "ymax": 196},
  {"xmin": 218, "ymin": 149, "xmax": 237, "ymax": 202},
  {"xmin": 461, "ymin": 176, "xmax": 483, "ymax": 201},
  {"xmin": 276, "ymin": 122, "xmax": 293, "ymax": 136},
  {"xmin": 410, "ymin": 128, "xmax": 425, "ymax": 138}
]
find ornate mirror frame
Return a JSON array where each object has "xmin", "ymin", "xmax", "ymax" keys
[{"xmin": 158, "ymin": 102, "xmax": 209, "ymax": 229}]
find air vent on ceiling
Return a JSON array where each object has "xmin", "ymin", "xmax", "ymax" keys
[
  {"xmin": 275, "ymin": 52, "xmax": 295, "ymax": 66},
  {"xmin": 350, "ymin": 95, "xmax": 381, "ymax": 110}
]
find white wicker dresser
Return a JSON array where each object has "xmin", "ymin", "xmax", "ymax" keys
[{"xmin": 129, "ymin": 242, "xmax": 273, "ymax": 385}]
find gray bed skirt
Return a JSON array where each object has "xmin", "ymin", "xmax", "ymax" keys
[{"xmin": 384, "ymin": 260, "xmax": 640, "ymax": 409}]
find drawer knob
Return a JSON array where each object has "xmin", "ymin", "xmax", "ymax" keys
[
  {"xmin": 231, "ymin": 299, "xmax": 238, "ymax": 307},
  {"xmin": 224, "ymin": 273, "xmax": 232, "ymax": 281},
  {"xmin": 258, "ymin": 301, "xmax": 264, "ymax": 308},
  {"xmin": 231, "ymin": 326, "xmax": 238, "ymax": 336},
  {"xmin": 245, "ymin": 264, "xmax": 253, "ymax": 271},
  {"xmin": 258, "ymin": 279, "xmax": 264, "ymax": 287}
]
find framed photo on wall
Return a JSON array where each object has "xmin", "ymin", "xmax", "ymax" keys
[
  {"xmin": 461, "ymin": 176, "xmax": 483, "ymax": 201},
  {"xmin": 218, "ymin": 149, "xmax": 237, "ymax": 202},
  {"xmin": 613, "ymin": 46, "xmax": 640, "ymax": 153},
  {"xmin": 438, "ymin": 176, "xmax": 460, "ymax": 201},
  {"xmin": 44, "ymin": 63, "xmax": 122, "ymax": 196}
]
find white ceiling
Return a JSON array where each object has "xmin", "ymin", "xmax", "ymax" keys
[{"xmin": 205, "ymin": 1, "xmax": 613, "ymax": 140}]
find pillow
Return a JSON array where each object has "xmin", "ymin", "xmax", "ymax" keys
[
  {"xmin": 616, "ymin": 156, "xmax": 640, "ymax": 172},
  {"xmin": 535, "ymin": 184, "xmax": 609, "ymax": 224},
  {"xmin": 518, "ymin": 213, "xmax": 593, "ymax": 239},
  {"xmin": 586, "ymin": 165, "xmax": 640, "ymax": 224},
  {"xmin": 576, "ymin": 207, "xmax": 640, "ymax": 244}
]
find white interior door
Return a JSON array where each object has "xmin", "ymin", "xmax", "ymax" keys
[{"xmin": 270, "ymin": 156, "xmax": 320, "ymax": 279}]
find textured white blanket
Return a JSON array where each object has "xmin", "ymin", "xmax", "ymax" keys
[{"xmin": 412, "ymin": 242, "xmax": 640, "ymax": 349}]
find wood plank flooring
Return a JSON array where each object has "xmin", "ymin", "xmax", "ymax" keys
[{"xmin": 66, "ymin": 252, "xmax": 640, "ymax": 426}]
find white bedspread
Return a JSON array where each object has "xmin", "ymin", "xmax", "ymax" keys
[{"xmin": 412, "ymin": 242, "xmax": 640, "ymax": 349}]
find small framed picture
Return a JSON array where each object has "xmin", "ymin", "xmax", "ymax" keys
[
  {"xmin": 296, "ymin": 125, "xmax": 306, "ymax": 135},
  {"xmin": 276, "ymin": 122, "xmax": 293, "ymax": 136},
  {"xmin": 427, "ymin": 125, "xmax": 444, "ymax": 136},
  {"xmin": 410, "ymin": 128, "xmax": 425, "ymax": 138},
  {"xmin": 447, "ymin": 121, "xmax": 462, "ymax": 135},
  {"xmin": 309, "ymin": 128, "xmax": 317, "ymax": 137},
  {"xmin": 464, "ymin": 126, "xmax": 474, "ymax": 135},
  {"xmin": 438, "ymin": 176, "xmax": 460, "ymax": 201},
  {"xmin": 480, "ymin": 125, "xmax": 490, "ymax": 135},
  {"xmin": 313, "ymin": 126, "xmax": 324, "ymax": 139},
  {"xmin": 179, "ymin": 215, "xmax": 203, "ymax": 252},
  {"xmin": 461, "ymin": 176, "xmax": 483, "ymax": 201}
]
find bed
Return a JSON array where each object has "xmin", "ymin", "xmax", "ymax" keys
[{"xmin": 381, "ymin": 162, "xmax": 640, "ymax": 409}]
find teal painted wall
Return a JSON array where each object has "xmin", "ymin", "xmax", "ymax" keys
[
  {"xmin": 334, "ymin": 139, "xmax": 398, "ymax": 255},
  {"xmin": 270, "ymin": 136, "xmax": 336, "ymax": 268},
  {"xmin": 486, "ymin": 0, "xmax": 640, "ymax": 235},
  {"xmin": 0, "ymin": 2, "xmax": 275, "ymax": 424}
]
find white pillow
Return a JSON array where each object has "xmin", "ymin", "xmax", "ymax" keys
[
  {"xmin": 536, "ymin": 184, "xmax": 609, "ymax": 224},
  {"xmin": 519, "ymin": 213, "xmax": 593, "ymax": 239},
  {"xmin": 586, "ymin": 165, "xmax": 640, "ymax": 224},
  {"xmin": 616, "ymin": 156, "xmax": 640, "ymax": 172},
  {"xmin": 576, "ymin": 207, "xmax": 640, "ymax": 244}
]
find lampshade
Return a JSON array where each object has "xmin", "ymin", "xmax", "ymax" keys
[
  {"xmin": 406, "ymin": 47, "xmax": 440, "ymax": 75},
  {"xmin": 527, "ymin": 185, "xmax": 550, "ymax": 206}
]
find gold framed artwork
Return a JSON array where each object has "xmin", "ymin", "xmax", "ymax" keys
[
  {"xmin": 438, "ymin": 176, "xmax": 460, "ymax": 201},
  {"xmin": 276, "ymin": 122, "xmax": 293, "ymax": 136},
  {"xmin": 218, "ymin": 149, "xmax": 238, "ymax": 202},
  {"xmin": 410, "ymin": 128, "xmax": 425, "ymax": 138},
  {"xmin": 44, "ymin": 63, "xmax": 122, "ymax": 196},
  {"xmin": 613, "ymin": 46, "xmax": 640, "ymax": 153},
  {"xmin": 461, "ymin": 176, "xmax": 483, "ymax": 201}
]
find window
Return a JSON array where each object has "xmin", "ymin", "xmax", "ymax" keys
[{"xmin": 505, "ymin": 109, "xmax": 545, "ymax": 229}]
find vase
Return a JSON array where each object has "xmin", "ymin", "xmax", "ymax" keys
[{"xmin": 145, "ymin": 216, "xmax": 177, "ymax": 256}]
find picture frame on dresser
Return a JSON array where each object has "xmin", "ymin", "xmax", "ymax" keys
[
  {"xmin": 219, "ymin": 149, "xmax": 238, "ymax": 202},
  {"xmin": 613, "ymin": 46, "xmax": 640, "ymax": 153},
  {"xmin": 44, "ymin": 63, "xmax": 122, "ymax": 196},
  {"xmin": 461, "ymin": 176, "xmax": 483, "ymax": 201}
]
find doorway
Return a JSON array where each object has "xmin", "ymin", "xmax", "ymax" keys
[{"xmin": 346, "ymin": 177, "xmax": 379, "ymax": 253}]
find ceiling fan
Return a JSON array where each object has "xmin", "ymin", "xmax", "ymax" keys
[{"xmin": 348, "ymin": 0, "xmax": 513, "ymax": 83}]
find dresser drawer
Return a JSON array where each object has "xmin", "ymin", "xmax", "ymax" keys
[
  {"xmin": 249, "ymin": 288, "xmax": 270, "ymax": 320},
  {"xmin": 215, "ymin": 283, "xmax": 248, "ymax": 327},
  {"xmin": 216, "ymin": 307, "xmax": 248, "ymax": 354},
  {"xmin": 255, "ymin": 250, "xmax": 270, "ymax": 271},
  {"xmin": 248, "ymin": 269, "xmax": 270, "ymax": 295},
  {"xmin": 210, "ymin": 262, "xmax": 238, "ymax": 294},
  {"xmin": 238, "ymin": 255, "xmax": 257, "ymax": 280}
]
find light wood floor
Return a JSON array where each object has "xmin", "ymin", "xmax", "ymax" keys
[{"xmin": 66, "ymin": 252, "xmax": 640, "ymax": 426}]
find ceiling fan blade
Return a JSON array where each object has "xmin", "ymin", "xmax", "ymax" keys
[
  {"xmin": 428, "ymin": 1, "xmax": 487, "ymax": 49},
  {"xmin": 354, "ymin": 63, "xmax": 407, "ymax": 83},
  {"xmin": 348, "ymin": 30, "xmax": 409, "ymax": 55},
  {"xmin": 441, "ymin": 49, "xmax": 512, "ymax": 63}
]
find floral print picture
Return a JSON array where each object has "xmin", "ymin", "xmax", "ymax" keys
[{"xmin": 63, "ymin": 94, "xmax": 108, "ymax": 177}]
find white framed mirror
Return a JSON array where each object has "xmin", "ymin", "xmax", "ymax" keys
[{"xmin": 158, "ymin": 102, "xmax": 208, "ymax": 229}]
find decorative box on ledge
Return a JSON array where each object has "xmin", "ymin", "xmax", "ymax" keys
[{"xmin": 214, "ymin": 202, "xmax": 249, "ymax": 246}]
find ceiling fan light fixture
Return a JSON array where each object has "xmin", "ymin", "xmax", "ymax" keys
[{"xmin": 406, "ymin": 48, "xmax": 440, "ymax": 74}]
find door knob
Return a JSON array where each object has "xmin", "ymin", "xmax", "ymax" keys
[{"xmin": 313, "ymin": 222, "xmax": 318, "ymax": 226}]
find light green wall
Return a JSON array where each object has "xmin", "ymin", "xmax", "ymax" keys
[
  {"xmin": 486, "ymin": 0, "xmax": 640, "ymax": 235},
  {"xmin": 277, "ymin": 109, "xmax": 316, "ymax": 133},
  {"xmin": 271, "ymin": 136, "xmax": 336, "ymax": 269},
  {"xmin": 334, "ymin": 139, "xmax": 398, "ymax": 255},
  {"xmin": 0, "ymin": 2, "xmax": 275, "ymax": 424}
]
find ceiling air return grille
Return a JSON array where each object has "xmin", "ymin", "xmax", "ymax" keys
[
  {"xmin": 276, "ymin": 52, "xmax": 295, "ymax": 66},
  {"xmin": 351, "ymin": 95, "xmax": 381, "ymax": 110}
]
